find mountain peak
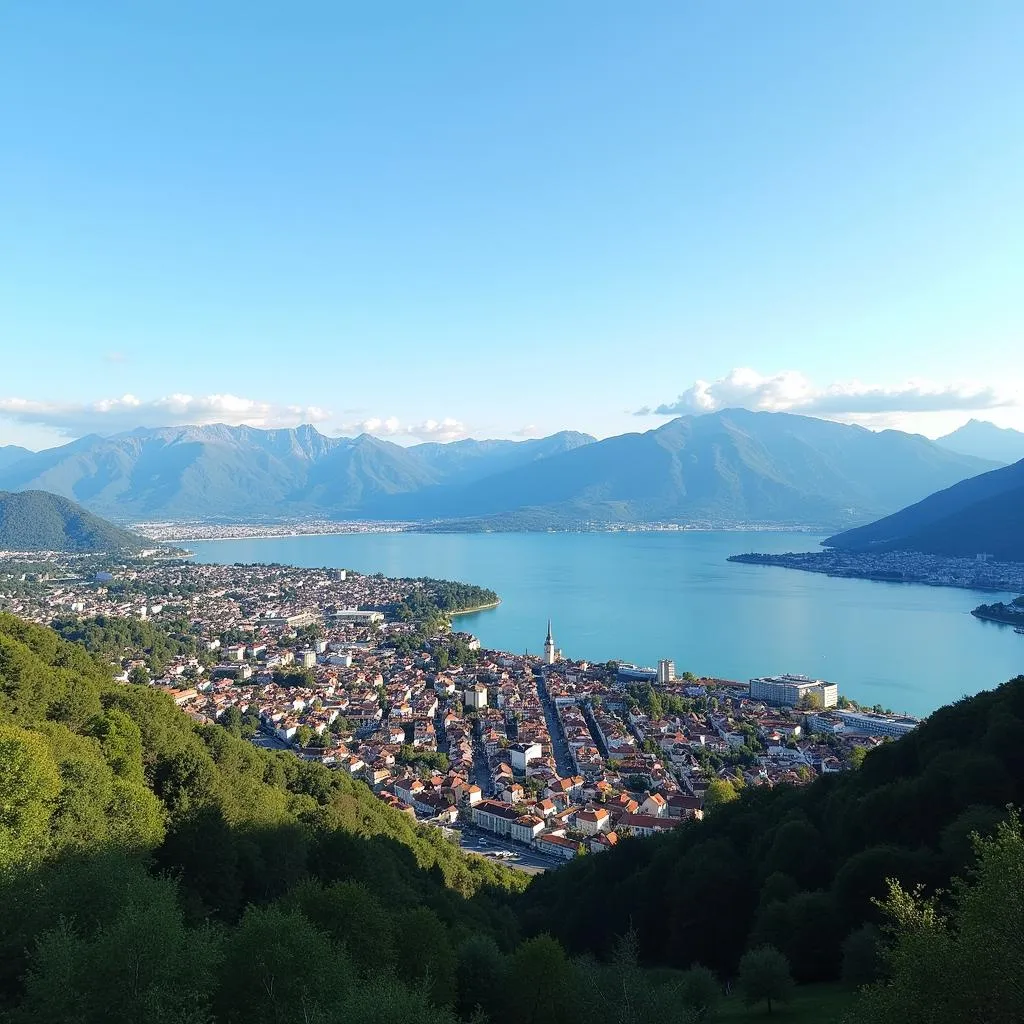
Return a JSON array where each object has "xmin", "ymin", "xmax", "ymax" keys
[{"xmin": 937, "ymin": 419, "xmax": 1024, "ymax": 465}]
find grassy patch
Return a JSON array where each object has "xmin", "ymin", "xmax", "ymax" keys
[{"xmin": 717, "ymin": 982, "xmax": 851, "ymax": 1023}]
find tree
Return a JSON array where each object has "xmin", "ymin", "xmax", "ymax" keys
[
  {"xmin": 0, "ymin": 723, "xmax": 61, "ymax": 869},
  {"xmin": 127, "ymin": 665, "xmax": 150, "ymax": 686},
  {"xmin": 456, "ymin": 934, "xmax": 505, "ymax": 1020},
  {"xmin": 503, "ymin": 935, "xmax": 575, "ymax": 1024},
  {"xmin": 798, "ymin": 690, "xmax": 823, "ymax": 711},
  {"xmin": 704, "ymin": 778, "xmax": 739, "ymax": 810},
  {"xmin": 847, "ymin": 812, "xmax": 1024, "ymax": 1024},
  {"xmin": 841, "ymin": 923, "xmax": 883, "ymax": 986},
  {"xmin": 736, "ymin": 946, "xmax": 794, "ymax": 1015},
  {"xmin": 679, "ymin": 964, "xmax": 721, "ymax": 1019}
]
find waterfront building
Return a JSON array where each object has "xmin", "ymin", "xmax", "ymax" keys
[
  {"xmin": 657, "ymin": 659, "xmax": 676, "ymax": 684},
  {"xmin": 749, "ymin": 673, "xmax": 839, "ymax": 709},
  {"xmin": 835, "ymin": 709, "xmax": 919, "ymax": 737}
]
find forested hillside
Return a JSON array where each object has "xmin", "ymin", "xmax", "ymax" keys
[
  {"xmin": 0, "ymin": 490, "xmax": 147, "ymax": 553},
  {"xmin": 520, "ymin": 674, "xmax": 1024, "ymax": 990}
]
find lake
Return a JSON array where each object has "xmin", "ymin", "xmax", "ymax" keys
[{"xmin": 186, "ymin": 531, "xmax": 1024, "ymax": 717}]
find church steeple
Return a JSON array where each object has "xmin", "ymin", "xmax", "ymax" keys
[{"xmin": 543, "ymin": 619, "xmax": 556, "ymax": 665}]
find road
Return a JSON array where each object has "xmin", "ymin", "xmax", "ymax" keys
[
  {"xmin": 251, "ymin": 729, "xmax": 292, "ymax": 752},
  {"xmin": 456, "ymin": 824, "xmax": 563, "ymax": 875},
  {"xmin": 536, "ymin": 671, "xmax": 577, "ymax": 777}
]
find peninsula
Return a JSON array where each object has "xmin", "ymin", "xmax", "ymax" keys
[{"xmin": 728, "ymin": 549, "xmax": 1024, "ymax": 593}]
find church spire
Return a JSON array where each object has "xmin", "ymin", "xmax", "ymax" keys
[{"xmin": 543, "ymin": 619, "xmax": 556, "ymax": 665}]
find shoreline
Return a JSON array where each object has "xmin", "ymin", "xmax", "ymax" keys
[
  {"xmin": 450, "ymin": 600, "xmax": 502, "ymax": 617},
  {"xmin": 137, "ymin": 523, "xmax": 828, "ymax": 544}
]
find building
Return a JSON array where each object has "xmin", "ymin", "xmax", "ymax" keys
[
  {"xmin": 573, "ymin": 806, "xmax": 611, "ymax": 835},
  {"xmin": 657, "ymin": 659, "xmax": 676, "ymax": 685},
  {"xmin": 749, "ymin": 674, "xmax": 839, "ymax": 709},
  {"xmin": 543, "ymin": 619, "xmax": 557, "ymax": 665},
  {"xmin": 509, "ymin": 740, "xmax": 543, "ymax": 774},
  {"xmin": 298, "ymin": 649, "xmax": 317, "ymax": 668},
  {"xmin": 835, "ymin": 709, "xmax": 919, "ymax": 737},
  {"xmin": 616, "ymin": 663, "xmax": 658, "ymax": 683},
  {"xmin": 471, "ymin": 799, "xmax": 522, "ymax": 837},
  {"xmin": 511, "ymin": 814, "xmax": 545, "ymax": 845},
  {"xmin": 464, "ymin": 684, "xmax": 488, "ymax": 710},
  {"xmin": 262, "ymin": 611, "xmax": 319, "ymax": 628},
  {"xmin": 325, "ymin": 609, "xmax": 384, "ymax": 625}
]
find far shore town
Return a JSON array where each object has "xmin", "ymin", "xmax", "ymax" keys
[{"xmin": 2, "ymin": 551, "xmax": 922, "ymax": 870}]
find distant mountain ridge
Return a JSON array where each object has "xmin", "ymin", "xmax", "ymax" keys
[
  {"xmin": 0, "ymin": 490, "xmax": 148, "ymax": 552},
  {"xmin": 0, "ymin": 413, "xmax": 994, "ymax": 529},
  {"xmin": 0, "ymin": 445, "xmax": 32, "ymax": 473},
  {"xmin": 936, "ymin": 419, "xmax": 1024, "ymax": 464},
  {"xmin": 825, "ymin": 457, "xmax": 1024, "ymax": 562}
]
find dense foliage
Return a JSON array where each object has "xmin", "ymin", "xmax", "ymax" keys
[
  {"xmin": 0, "ymin": 489, "xmax": 146, "ymax": 553},
  {"xmin": 846, "ymin": 812, "xmax": 1024, "ymax": 1024},
  {"xmin": 0, "ymin": 613, "xmax": 524, "ymax": 1022},
  {"xmin": 521, "ymin": 674, "xmax": 1024, "ymax": 986},
  {"xmin": 388, "ymin": 579, "xmax": 498, "ymax": 656},
  {"xmin": 52, "ymin": 614, "xmax": 214, "ymax": 674}
]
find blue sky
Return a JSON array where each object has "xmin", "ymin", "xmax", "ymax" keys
[{"xmin": 2, "ymin": 1, "xmax": 1022, "ymax": 450}]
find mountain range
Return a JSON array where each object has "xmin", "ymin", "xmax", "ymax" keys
[
  {"xmin": 0, "ymin": 411, "xmax": 997, "ymax": 529},
  {"xmin": 826, "ymin": 455, "xmax": 1024, "ymax": 562},
  {"xmin": 936, "ymin": 419, "xmax": 1024, "ymax": 464},
  {"xmin": 0, "ymin": 489, "xmax": 148, "ymax": 553}
]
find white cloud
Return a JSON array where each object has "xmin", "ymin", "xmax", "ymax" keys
[
  {"xmin": 0, "ymin": 393, "xmax": 473, "ymax": 444},
  {"xmin": 0, "ymin": 393, "xmax": 333, "ymax": 435},
  {"xmin": 638, "ymin": 368, "xmax": 1015, "ymax": 419},
  {"xmin": 341, "ymin": 416, "xmax": 469, "ymax": 442}
]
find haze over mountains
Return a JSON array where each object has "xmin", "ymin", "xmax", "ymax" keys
[
  {"xmin": 0, "ymin": 411, "xmax": 997, "ymax": 529},
  {"xmin": 936, "ymin": 419, "xmax": 1024, "ymax": 464}
]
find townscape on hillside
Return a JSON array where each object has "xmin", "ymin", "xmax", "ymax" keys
[{"xmin": 0, "ymin": 552, "xmax": 921, "ymax": 869}]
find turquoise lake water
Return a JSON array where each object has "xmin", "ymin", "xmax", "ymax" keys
[{"xmin": 187, "ymin": 531, "xmax": 1024, "ymax": 717}]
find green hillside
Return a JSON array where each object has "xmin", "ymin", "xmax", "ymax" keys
[{"xmin": 0, "ymin": 489, "xmax": 147, "ymax": 552}]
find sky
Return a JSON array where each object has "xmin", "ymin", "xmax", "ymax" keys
[{"xmin": 2, "ymin": 1, "xmax": 1023, "ymax": 451}]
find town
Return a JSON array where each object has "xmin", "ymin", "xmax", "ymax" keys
[
  {"xmin": 729, "ymin": 548, "xmax": 1024, "ymax": 592},
  {"xmin": 0, "ymin": 551, "xmax": 920, "ymax": 871}
]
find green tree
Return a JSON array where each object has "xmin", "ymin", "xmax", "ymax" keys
[
  {"xmin": 456, "ymin": 934, "xmax": 506, "ymax": 1020},
  {"xmin": 0, "ymin": 723, "xmax": 61, "ymax": 869},
  {"xmin": 736, "ymin": 945, "xmax": 794, "ymax": 1015},
  {"xmin": 679, "ymin": 964, "xmax": 721, "ymax": 1019},
  {"xmin": 393, "ymin": 906, "xmax": 456, "ymax": 1009},
  {"xmin": 127, "ymin": 665, "xmax": 150, "ymax": 686},
  {"xmin": 847, "ymin": 812, "xmax": 1024, "ymax": 1024},
  {"xmin": 503, "ymin": 935, "xmax": 575, "ymax": 1024},
  {"xmin": 216, "ymin": 904, "xmax": 350, "ymax": 1023},
  {"xmin": 19, "ymin": 874, "xmax": 217, "ymax": 1024},
  {"xmin": 704, "ymin": 778, "xmax": 738, "ymax": 809},
  {"xmin": 841, "ymin": 923, "xmax": 883, "ymax": 986}
]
